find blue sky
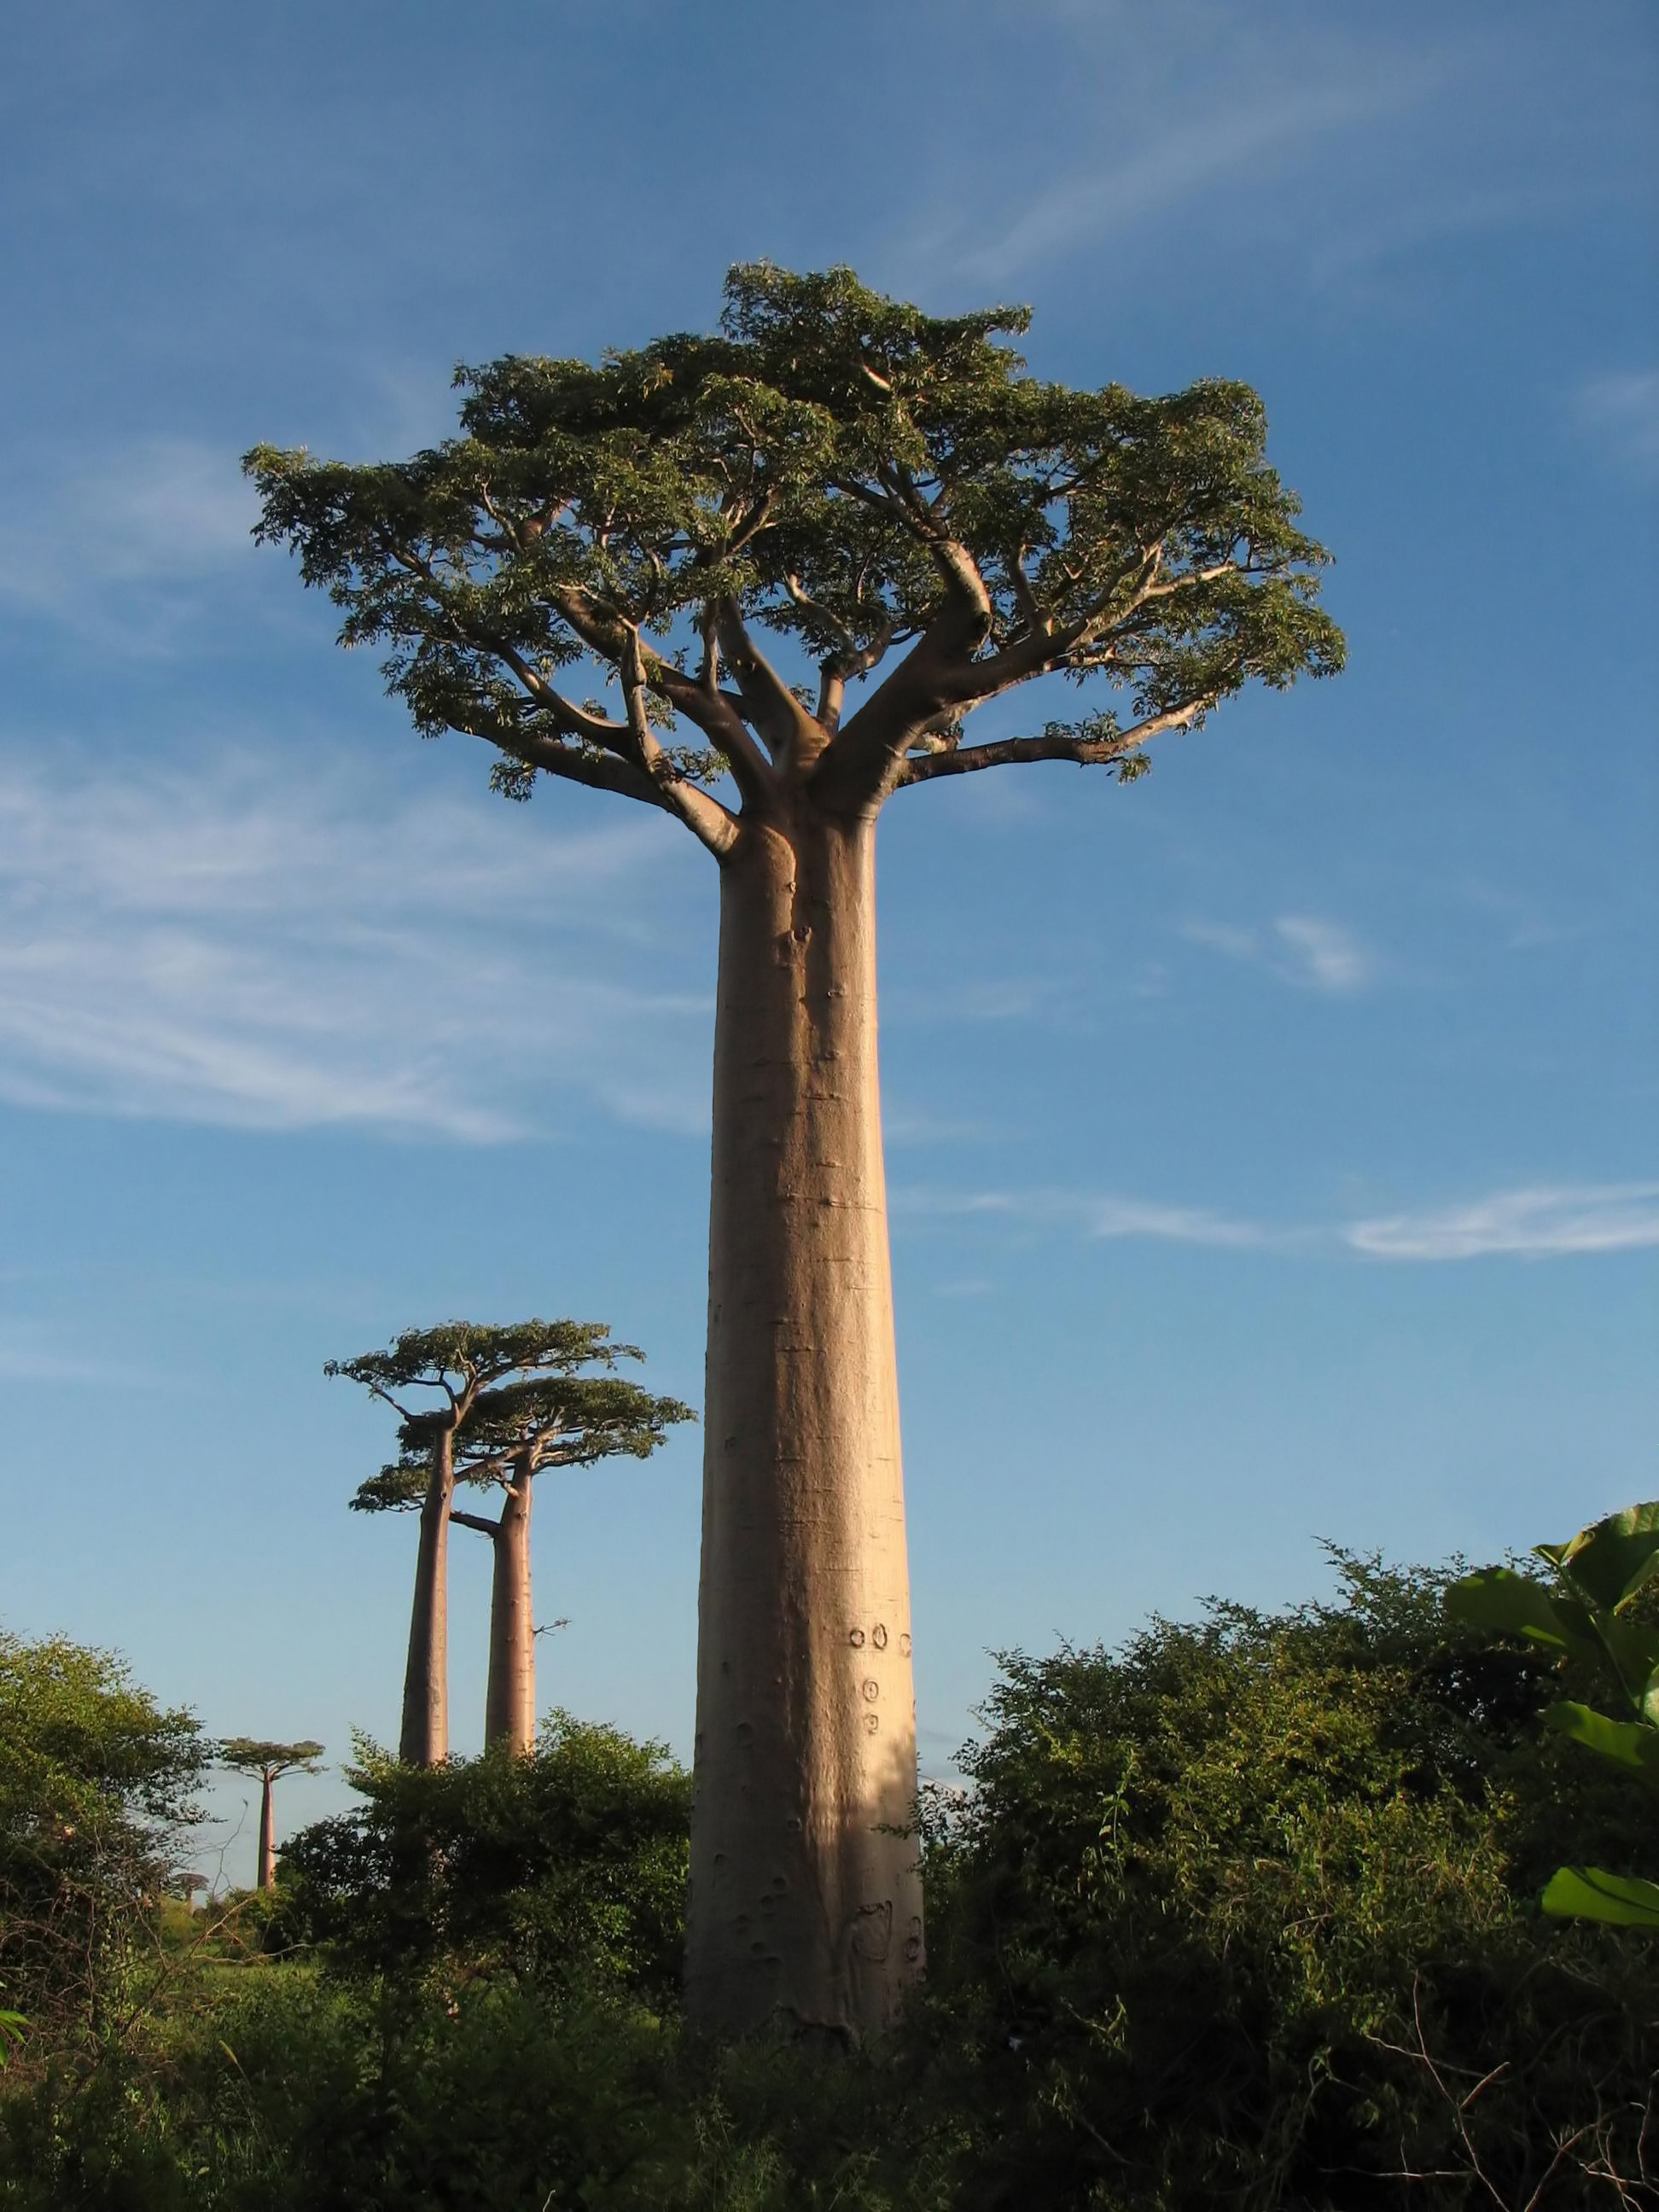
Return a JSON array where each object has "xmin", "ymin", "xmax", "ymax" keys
[{"xmin": 2, "ymin": 0, "xmax": 1654, "ymax": 1879}]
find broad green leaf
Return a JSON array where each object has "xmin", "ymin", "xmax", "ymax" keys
[
  {"xmin": 1541, "ymin": 1866, "xmax": 1659, "ymax": 1927},
  {"xmin": 1547, "ymin": 1502, "xmax": 1659, "ymax": 1614},
  {"xmin": 1445, "ymin": 1569, "xmax": 1594, "ymax": 1657},
  {"xmin": 1600, "ymin": 1615, "xmax": 1659, "ymax": 1706},
  {"xmin": 1545, "ymin": 1699, "xmax": 1659, "ymax": 1780}
]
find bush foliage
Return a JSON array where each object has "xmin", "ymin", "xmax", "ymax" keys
[
  {"xmin": 0, "ymin": 1629, "xmax": 204, "ymax": 2054},
  {"xmin": 277, "ymin": 1714, "xmax": 691, "ymax": 2000},
  {"xmin": 3, "ymin": 1551, "xmax": 1656, "ymax": 2209}
]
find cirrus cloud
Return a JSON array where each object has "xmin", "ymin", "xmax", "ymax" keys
[{"xmin": 1346, "ymin": 1184, "xmax": 1659, "ymax": 1261}]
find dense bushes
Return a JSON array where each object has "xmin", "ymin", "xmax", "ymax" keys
[
  {"xmin": 278, "ymin": 1715, "xmax": 690, "ymax": 2000},
  {"xmin": 0, "ymin": 1630, "xmax": 204, "ymax": 2055},
  {"xmin": 3, "ymin": 1554, "xmax": 1656, "ymax": 2208},
  {"xmin": 912, "ymin": 1553, "xmax": 1658, "ymax": 2205}
]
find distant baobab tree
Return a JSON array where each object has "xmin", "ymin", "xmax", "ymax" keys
[
  {"xmin": 329, "ymin": 1322, "xmax": 629, "ymax": 1766},
  {"xmin": 251, "ymin": 263, "xmax": 1344, "ymax": 2037},
  {"xmin": 218, "ymin": 1738, "xmax": 324, "ymax": 1891},
  {"xmin": 359, "ymin": 1357, "xmax": 693, "ymax": 1754}
]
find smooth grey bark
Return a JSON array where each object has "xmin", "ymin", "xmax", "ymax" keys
[
  {"xmin": 454, "ymin": 1455, "xmax": 537, "ymax": 1755},
  {"xmin": 687, "ymin": 800, "xmax": 923, "ymax": 2040},
  {"xmin": 399, "ymin": 1429, "xmax": 455, "ymax": 1766}
]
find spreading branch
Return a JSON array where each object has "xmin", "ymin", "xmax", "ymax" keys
[{"xmin": 896, "ymin": 698, "xmax": 1217, "ymax": 788}]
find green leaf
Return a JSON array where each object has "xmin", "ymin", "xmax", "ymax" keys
[
  {"xmin": 1444, "ymin": 1568, "xmax": 1596, "ymax": 1658},
  {"xmin": 1600, "ymin": 1615, "xmax": 1659, "ymax": 1707},
  {"xmin": 1544, "ymin": 1501, "xmax": 1659, "ymax": 1614},
  {"xmin": 1545, "ymin": 1699, "xmax": 1659, "ymax": 1779},
  {"xmin": 1541, "ymin": 1866, "xmax": 1659, "ymax": 1927}
]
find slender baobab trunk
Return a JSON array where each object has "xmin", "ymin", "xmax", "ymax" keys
[
  {"xmin": 453, "ymin": 1453, "xmax": 537, "ymax": 1755},
  {"xmin": 486, "ymin": 1458, "xmax": 536, "ymax": 1753},
  {"xmin": 687, "ymin": 803, "xmax": 923, "ymax": 2041},
  {"xmin": 399, "ymin": 1429, "xmax": 455, "ymax": 1765},
  {"xmin": 256, "ymin": 1769, "xmax": 276, "ymax": 1891}
]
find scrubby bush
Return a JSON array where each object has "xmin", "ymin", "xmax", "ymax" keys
[
  {"xmin": 912, "ymin": 1552, "xmax": 1659, "ymax": 2206},
  {"xmin": 5, "ymin": 1555, "xmax": 1657, "ymax": 2209},
  {"xmin": 277, "ymin": 1713, "xmax": 691, "ymax": 2000},
  {"xmin": 0, "ymin": 1628, "xmax": 204, "ymax": 2055}
]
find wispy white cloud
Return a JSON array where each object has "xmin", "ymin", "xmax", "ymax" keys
[
  {"xmin": 0, "ymin": 748, "xmax": 713, "ymax": 1139},
  {"xmin": 0, "ymin": 439, "xmax": 259, "ymax": 646},
  {"xmin": 1575, "ymin": 371, "xmax": 1659, "ymax": 474},
  {"xmin": 898, "ymin": 1179, "xmax": 1659, "ymax": 1264},
  {"xmin": 1273, "ymin": 916, "xmax": 1371, "ymax": 992},
  {"xmin": 886, "ymin": 7, "xmax": 1464, "ymax": 295},
  {"xmin": 894, "ymin": 1185, "xmax": 1272, "ymax": 1250},
  {"xmin": 1184, "ymin": 913, "xmax": 1374, "ymax": 994},
  {"xmin": 1347, "ymin": 1184, "xmax": 1659, "ymax": 1261},
  {"xmin": 909, "ymin": 46, "xmax": 1441, "ymax": 289}
]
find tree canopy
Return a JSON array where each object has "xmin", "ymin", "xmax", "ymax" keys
[
  {"xmin": 247, "ymin": 263, "xmax": 1344, "ymax": 854},
  {"xmin": 218, "ymin": 1739, "xmax": 324, "ymax": 1780},
  {"xmin": 0, "ymin": 1629, "xmax": 204, "ymax": 2041},
  {"xmin": 347, "ymin": 1343, "xmax": 691, "ymax": 1516},
  {"xmin": 326, "ymin": 1319, "xmax": 621, "ymax": 1423}
]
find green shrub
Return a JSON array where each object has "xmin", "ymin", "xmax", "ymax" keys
[
  {"xmin": 913, "ymin": 1553, "xmax": 1659, "ymax": 2207},
  {"xmin": 7, "ymin": 1557, "xmax": 1657, "ymax": 2209},
  {"xmin": 279, "ymin": 1713, "xmax": 691, "ymax": 2001},
  {"xmin": 0, "ymin": 1628, "xmax": 204, "ymax": 2056}
]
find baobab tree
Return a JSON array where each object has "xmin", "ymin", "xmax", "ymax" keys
[
  {"xmin": 218, "ymin": 1738, "xmax": 324, "ymax": 1891},
  {"xmin": 329, "ymin": 1320, "xmax": 631, "ymax": 1766},
  {"xmin": 359, "ymin": 1365, "xmax": 693, "ymax": 1753},
  {"xmin": 249, "ymin": 263, "xmax": 1345, "ymax": 2038}
]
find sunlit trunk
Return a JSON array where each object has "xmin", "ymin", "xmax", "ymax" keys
[
  {"xmin": 483, "ymin": 1459, "xmax": 537, "ymax": 1754},
  {"xmin": 687, "ymin": 801, "xmax": 923, "ymax": 2040},
  {"xmin": 399, "ymin": 1430, "xmax": 454, "ymax": 1765}
]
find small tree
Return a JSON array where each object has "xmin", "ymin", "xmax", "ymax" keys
[
  {"xmin": 0, "ymin": 1629, "xmax": 204, "ymax": 2047},
  {"xmin": 218, "ymin": 1738, "xmax": 324, "ymax": 1891},
  {"xmin": 253, "ymin": 265, "xmax": 1343, "ymax": 2034},
  {"xmin": 364, "ymin": 1360, "xmax": 694, "ymax": 1753},
  {"xmin": 329, "ymin": 1321, "xmax": 621, "ymax": 1765}
]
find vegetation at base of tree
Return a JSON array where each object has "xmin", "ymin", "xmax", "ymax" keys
[
  {"xmin": 276, "ymin": 1717, "xmax": 691, "ymax": 2001},
  {"xmin": 3, "ymin": 1541, "xmax": 1657, "ymax": 2207}
]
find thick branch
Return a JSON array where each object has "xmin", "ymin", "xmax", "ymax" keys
[
  {"xmin": 535, "ymin": 580, "xmax": 771, "ymax": 813},
  {"xmin": 480, "ymin": 725, "xmax": 696, "ymax": 814},
  {"xmin": 814, "ymin": 537, "xmax": 1250, "ymax": 808},
  {"xmin": 449, "ymin": 1509, "xmax": 503, "ymax": 1538},
  {"xmin": 894, "ymin": 697, "xmax": 1216, "ymax": 788},
  {"xmin": 650, "ymin": 662, "xmax": 777, "ymax": 803},
  {"xmin": 712, "ymin": 598, "xmax": 823, "ymax": 771},
  {"xmin": 813, "ymin": 538, "xmax": 993, "ymax": 809},
  {"xmin": 492, "ymin": 644, "xmax": 632, "ymax": 752},
  {"xmin": 618, "ymin": 630, "xmax": 745, "ymax": 859}
]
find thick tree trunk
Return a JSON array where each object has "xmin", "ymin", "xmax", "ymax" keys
[
  {"xmin": 399, "ymin": 1431, "xmax": 454, "ymax": 1766},
  {"xmin": 483, "ymin": 1464, "xmax": 536, "ymax": 1754},
  {"xmin": 256, "ymin": 1771, "xmax": 276, "ymax": 1891},
  {"xmin": 686, "ymin": 801, "xmax": 923, "ymax": 2040}
]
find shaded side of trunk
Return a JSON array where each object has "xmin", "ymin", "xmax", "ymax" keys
[
  {"xmin": 256, "ymin": 1771, "xmax": 276, "ymax": 1891},
  {"xmin": 399, "ymin": 1429, "xmax": 455, "ymax": 1766},
  {"xmin": 687, "ymin": 802, "xmax": 923, "ymax": 2040},
  {"xmin": 483, "ymin": 1460, "xmax": 536, "ymax": 1754}
]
